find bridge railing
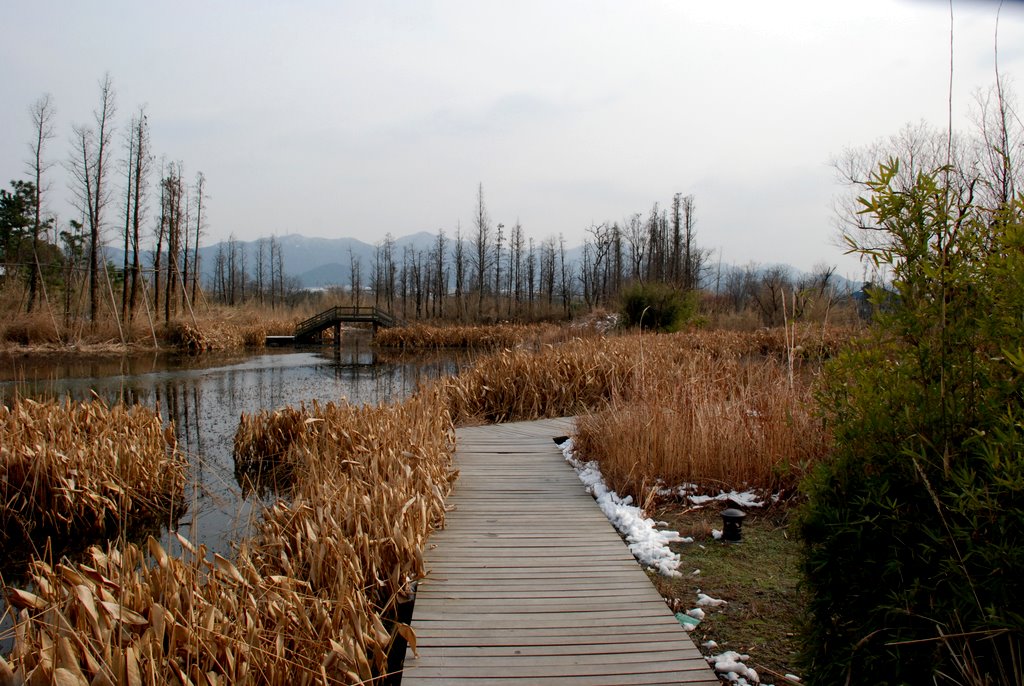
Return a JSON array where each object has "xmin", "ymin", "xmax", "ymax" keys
[{"xmin": 294, "ymin": 306, "xmax": 401, "ymax": 340}]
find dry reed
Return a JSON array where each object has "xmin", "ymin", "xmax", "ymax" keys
[
  {"xmin": 3, "ymin": 390, "xmax": 455, "ymax": 684},
  {"xmin": 375, "ymin": 322, "xmax": 561, "ymax": 350},
  {"xmin": 438, "ymin": 330, "xmax": 834, "ymax": 497},
  {"xmin": 574, "ymin": 352, "xmax": 829, "ymax": 498},
  {"xmin": 0, "ymin": 397, "xmax": 187, "ymax": 548},
  {"xmin": 436, "ymin": 337, "xmax": 639, "ymax": 423}
]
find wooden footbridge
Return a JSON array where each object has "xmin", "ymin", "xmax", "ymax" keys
[
  {"xmin": 402, "ymin": 418, "xmax": 719, "ymax": 685},
  {"xmin": 269, "ymin": 306, "xmax": 402, "ymax": 345}
]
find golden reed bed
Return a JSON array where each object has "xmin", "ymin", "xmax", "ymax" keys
[
  {"xmin": 0, "ymin": 397, "xmax": 186, "ymax": 549},
  {"xmin": 3, "ymin": 391, "xmax": 454, "ymax": 684}
]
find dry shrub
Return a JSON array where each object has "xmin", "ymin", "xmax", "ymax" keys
[
  {"xmin": 167, "ymin": 309, "xmax": 299, "ymax": 352},
  {"xmin": 574, "ymin": 353, "xmax": 829, "ymax": 498},
  {"xmin": 0, "ymin": 314, "xmax": 62, "ymax": 346},
  {"xmin": 3, "ymin": 390, "xmax": 456, "ymax": 684},
  {"xmin": 375, "ymin": 322, "xmax": 561, "ymax": 350},
  {"xmin": 0, "ymin": 397, "xmax": 186, "ymax": 547}
]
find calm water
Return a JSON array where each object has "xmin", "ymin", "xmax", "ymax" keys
[{"xmin": 0, "ymin": 333, "xmax": 468, "ymax": 568}]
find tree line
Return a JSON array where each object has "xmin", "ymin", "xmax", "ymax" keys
[{"xmin": 0, "ymin": 74, "xmax": 208, "ymax": 342}]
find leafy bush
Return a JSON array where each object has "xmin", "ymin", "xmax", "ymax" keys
[
  {"xmin": 800, "ymin": 160, "xmax": 1024, "ymax": 684},
  {"xmin": 619, "ymin": 281, "xmax": 694, "ymax": 332}
]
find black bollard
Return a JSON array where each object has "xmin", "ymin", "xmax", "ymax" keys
[{"xmin": 720, "ymin": 507, "xmax": 746, "ymax": 542}]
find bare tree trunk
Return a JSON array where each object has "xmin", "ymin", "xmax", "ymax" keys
[
  {"xmin": 121, "ymin": 129, "xmax": 134, "ymax": 321},
  {"xmin": 473, "ymin": 184, "xmax": 491, "ymax": 320},
  {"xmin": 128, "ymin": 110, "xmax": 150, "ymax": 321},
  {"xmin": 27, "ymin": 94, "xmax": 55, "ymax": 314},
  {"xmin": 191, "ymin": 172, "xmax": 205, "ymax": 306},
  {"xmin": 88, "ymin": 75, "xmax": 116, "ymax": 324}
]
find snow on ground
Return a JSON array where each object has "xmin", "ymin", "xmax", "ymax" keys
[
  {"xmin": 559, "ymin": 438, "xmax": 690, "ymax": 577},
  {"xmin": 659, "ymin": 483, "xmax": 767, "ymax": 508},
  {"xmin": 707, "ymin": 650, "xmax": 761, "ymax": 685},
  {"xmin": 696, "ymin": 592, "xmax": 727, "ymax": 607}
]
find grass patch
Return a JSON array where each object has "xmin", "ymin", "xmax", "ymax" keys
[{"xmin": 650, "ymin": 505, "xmax": 807, "ymax": 683}]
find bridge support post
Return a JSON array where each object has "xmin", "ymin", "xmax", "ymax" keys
[{"xmin": 333, "ymin": 323, "xmax": 341, "ymax": 350}]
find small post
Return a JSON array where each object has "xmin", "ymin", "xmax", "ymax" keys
[{"xmin": 720, "ymin": 507, "xmax": 746, "ymax": 542}]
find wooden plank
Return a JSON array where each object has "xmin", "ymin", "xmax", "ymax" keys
[{"xmin": 402, "ymin": 417, "xmax": 717, "ymax": 684}]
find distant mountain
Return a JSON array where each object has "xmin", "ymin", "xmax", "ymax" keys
[{"xmin": 102, "ymin": 232, "xmax": 444, "ymax": 290}]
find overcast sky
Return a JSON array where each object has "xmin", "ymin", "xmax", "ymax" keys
[{"xmin": 3, "ymin": 1, "xmax": 1024, "ymax": 279}]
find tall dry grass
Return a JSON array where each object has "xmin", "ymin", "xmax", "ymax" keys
[
  {"xmin": 3, "ymin": 390, "xmax": 455, "ymax": 684},
  {"xmin": 437, "ymin": 338, "xmax": 638, "ymax": 423},
  {"xmin": 167, "ymin": 307, "xmax": 301, "ymax": 353},
  {"xmin": 574, "ymin": 353, "xmax": 828, "ymax": 498},
  {"xmin": 0, "ymin": 397, "xmax": 187, "ymax": 548},
  {"xmin": 437, "ymin": 330, "xmax": 834, "ymax": 497},
  {"xmin": 0, "ymin": 302, "xmax": 302, "ymax": 354},
  {"xmin": 375, "ymin": 322, "xmax": 562, "ymax": 350}
]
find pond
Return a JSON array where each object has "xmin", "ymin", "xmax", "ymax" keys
[{"xmin": 0, "ymin": 333, "xmax": 469, "ymax": 604}]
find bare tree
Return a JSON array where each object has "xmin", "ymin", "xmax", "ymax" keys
[
  {"xmin": 494, "ymin": 221, "xmax": 504, "ymax": 315},
  {"xmin": 526, "ymin": 237, "xmax": 537, "ymax": 312},
  {"xmin": 558, "ymin": 234, "xmax": 571, "ymax": 317},
  {"xmin": 452, "ymin": 225, "xmax": 466, "ymax": 321},
  {"xmin": 681, "ymin": 195, "xmax": 698, "ymax": 290},
  {"xmin": 471, "ymin": 183, "xmax": 492, "ymax": 319},
  {"xmin": 191, "ymin": 172, "xmax": 205, "ymax": 305},
  {"xmin": 68, "ymin": 74, "xmax": 116, "ymax": 323},
  {"xmin": 255, "ymin": 237, "xmax": 267, "ymax": 304},
  {"xmin": 162, "ymin": 165, "xmax": 185, "ymax": 321},
  {"xmin": 434, "ymin": 229, "xmax": 447, "ymax": 318},
  {"xmin": 348, "ymin": 246, "xmax": 362, "ymax": 308},
  {"xmin": 270, "ymin": 235, "xmax": 283, "ymax": 309},
  {"xmin": 831, "ymin": 121, "xmax": 968, "ymax": 255},
  {"xmin": 26, "ymin": 94, "xmax": 56, "ymax": 313},
  {"xmin": 751, "ymin": 265, "xmax": 792, "ymax": 326},
  {"xmin": 540, "ymin": 236, "xmax": 557, "ymax": 308},
  {"xmin": 623, "ymin": 212, "xmax": 646, "ymax": 281},
  {"xmin": 152, "ymin": 161, "xmax": 166, "ymax": 312},
  {"xmin": 509, "ymin": 221, "xmax": 523, "ymax": 317},
  {"xmin": 125, "ymin": 109, "xmax": 150, "ymax": 321}
]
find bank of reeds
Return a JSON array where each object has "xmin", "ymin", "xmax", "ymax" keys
[
  {"xmin": 3, "ymin": 390, "xmax": 455, "ymax": 684},
  {"xmin": 438, "ymin": 331, "xmax": 833, "ymax": 496},
  {"xmin": 0, "ymin": 305, "xmax": 301, "ymax": 354},
  {"xmin": 438, "ymin": 337, "xmax": 638, "ymax": 423},
  {"xmin": 166, "ymin": 309, "xmax": 300, "ymax": 354},
  {"xmin": 574, "ymin": 353, "xmax": 828, "ymax": 498},
  {"xmin": 375, "ymin": 322, "xmax": 562, "ymax": 350},
  {"xmin": 0, "ymin": 397, "xmax": 186, "ymax": 548}
]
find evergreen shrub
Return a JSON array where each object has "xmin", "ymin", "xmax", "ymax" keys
[
  {"xmin": 800, "ymin": 159, "xmax": 1024, "ymax": 685},
  {"xmin": 619, "ymin": 281, "xmax": 694, "ymax": 332}
]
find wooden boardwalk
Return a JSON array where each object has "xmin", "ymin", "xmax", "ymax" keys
[{"xmin": 402, "ymin": 418, "xmax": 719, "ymax": 685}]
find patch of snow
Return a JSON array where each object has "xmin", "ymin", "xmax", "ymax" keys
[
  {"xmin": 784, "ymin": 675, "xmax": 801, "ymax": 683},
  {"xmin": 691, "ymin": 568, "xmax": 701, "ymax": 576},
  {"xmin": 686, "ymin": 607, "xmax": 706, "ymax": 620},
  {"xmin": 688, "ymin": 489, "xmax": 765, "ymax": 508},
  {"xmin": 561, "ymin": 438, "xmax": 688, "ymax": 577},
  {"xmin": 711, "ymin": 529, "xmax": 723, "ymax": 540},
  {"xmin": 702, "ymin": 640, "xmax": 718, "ymax": 650},
  {"xmin": 697, "ymin": 592, "xmax": 727, "ymax": 607},
  {"xmin": 707, "ymin": 651, "xmax": 760, "ymax": 685}
]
